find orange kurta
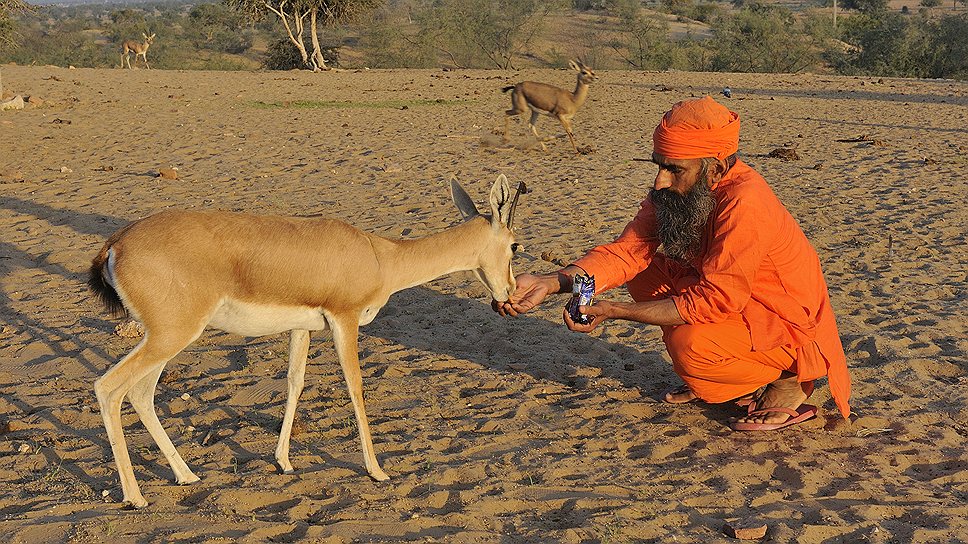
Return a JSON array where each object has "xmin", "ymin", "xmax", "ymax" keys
[{"xmin": 574, "ymin": 160, "xmax": 851, "ymax": 418}]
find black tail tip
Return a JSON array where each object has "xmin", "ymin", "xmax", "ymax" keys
[
  {"xmin": 88, "ymin": 263, "xmax": 127, "ymax": 318},
  {"xmin": 501, "ymin": 85, "xmax": 515, "ymax": 93}
]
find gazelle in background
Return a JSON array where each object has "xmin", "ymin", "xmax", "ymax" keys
[
  {"xmin": 502, "ymin": 59, "xmax": 597, "ymax": 154},
  {"xmin": 88, "ymin": 175, "xmax": 524, "ymax": 508},
  {"xmin": 121, "ymin": 33, "xmax": 155, "ymax": 69}
]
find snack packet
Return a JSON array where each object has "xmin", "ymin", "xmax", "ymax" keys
[{"xmin": 566, "ymin": 274, "xmax": 595, "ymax": 325}]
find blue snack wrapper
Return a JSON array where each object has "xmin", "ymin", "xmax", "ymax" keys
[{"xmin": 566, "ymin": 274, "xmax": 595, "ymax": 325}]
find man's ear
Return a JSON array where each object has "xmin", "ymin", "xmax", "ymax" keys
[{"xmin": 708, "ymin": 158, "xmax": 729, "ymax": 185}]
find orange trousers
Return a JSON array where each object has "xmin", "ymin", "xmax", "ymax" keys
[{"xmin": 627, "ymin": 255, "xmax": 797, "ymax": 403}]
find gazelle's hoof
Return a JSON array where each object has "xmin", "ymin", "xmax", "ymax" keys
[
  {"xmin": 176, "ymin": 473, "xmax": 200, "ymax": 485},
  {"xmin": 123, "ymin": 496, "xmax": 149, "ymax": 509},
  {"xmin": 369, "ymin": 468, "xmax": 390, "ymax": 482}
]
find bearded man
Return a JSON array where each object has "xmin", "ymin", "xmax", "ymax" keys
[{"xmin": 496, "ymin": 96, "xmax": 851, "ymax": 430}]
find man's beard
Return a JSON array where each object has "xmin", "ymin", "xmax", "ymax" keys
[{"xmin": 650, "ymin": 172, "xmax": 716, "ymax": 261}]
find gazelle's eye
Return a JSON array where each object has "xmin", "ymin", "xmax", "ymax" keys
[{"xmin": 511, "ymin": 243, "xmax": 520, "ymax": 253}]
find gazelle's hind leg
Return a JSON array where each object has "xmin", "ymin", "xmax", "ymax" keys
[
  {"xmin": 504, "ymin": 89, "xmax": 527, "ymax": 143},
  {"xmin": 528, "ymin": 110, "xmax": 548, "ymax": 151},
  {"xmin": 328, "ymin": 315, "xmax": 389, "ymax": 481},
  {"xmin": 275, "ymin": 329, "xmax": 310, "ymax": 473},
  {"xmin": 126, "ymin": 363, "xmax": 200, "ymax": 485},
  {"xmin": 95, "ymin": 327, "xmax": 203, "ymax": 508},
  {"xmin": 505, "ymin": 88, "xmax": 528, "ymax": 116}
]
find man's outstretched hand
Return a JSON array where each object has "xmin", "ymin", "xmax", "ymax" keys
[{"xmin": 493, "ymin": 273, "xmax": 558, "ymax": 317}]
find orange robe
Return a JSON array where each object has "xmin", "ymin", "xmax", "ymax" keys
[{"xmin": 574, "ymin": 160, "xmax": 851, "ymax": 418}]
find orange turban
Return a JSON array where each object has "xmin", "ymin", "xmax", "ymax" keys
[{"xmin": 652, "ymin": 96, "xmax": 740, "ymax": 160}]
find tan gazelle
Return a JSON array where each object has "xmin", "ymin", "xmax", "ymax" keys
[
  {"xmin": 502, "ymin": 59, "xmax": 597, "ymax": 153},
  {"xmin": 88, "ymin": 174, "xmax": 525, "ymax": 508},
  {"xmin": 121, "ymin": 33, "xmax": 155, "ymax": 69}
]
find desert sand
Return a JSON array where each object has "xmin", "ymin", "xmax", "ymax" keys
[{"xmin": 0, "ymin": 64, "xmax": 965, "ymax": 543}]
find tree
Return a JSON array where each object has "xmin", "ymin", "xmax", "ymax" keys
[
  {"xmin": 608, "ymin": 0, "xmax": 674, "ymax": 70},
  {"xmin": 834, "ymin": 11, "xmax": 923, "ymax": 76},
  {"xmin": 414, "ymin": 0, "xmax": 564, "ymax": 69},
  {"xmin": 224, "ymin": 0, "xmax": 381, "ymax": 71},
  {"xmin": 359, "ymin": 2, "xmax": 437, "ymax": 68},
  {"xmin": 1, "ymin": 0, "xmax": 33, "ymax": 96},
  {"xmin": 923, "ymin": 13, "xmax": 968, "ymax": 78},
  {"xmin": 840, "ymin": 0, "xmax": 889, "ymax": 13},
  {"xmin": 835, "ymin": 11, "xmax": 968, "ymax": 78},
  {"xmin": 710, "ymin": 4, "xmax": 824, "ymax": 73},
  {"xmin": 1, "ymin": 0, "xmax": 32, "ymax": 47},
  {"xmin": 188, "ymin": 3, "xmax": 251, "ymax": 54}
]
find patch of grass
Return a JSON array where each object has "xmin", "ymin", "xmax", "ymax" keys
[{"xmin": 250, "ymin": 98, "xmax": 470, "ymax": 110}]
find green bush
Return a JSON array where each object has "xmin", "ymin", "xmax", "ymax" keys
[
  {"xmin": 263, "ymin": 37, "xmax": 305, "ymax": 70},
  {"xmin": 710, "ymin": 4, "xmax": 824, "ymax": 73},
  {"xmin": 834, "ymin": 11, "xmax": 968, "ymax": 79}
]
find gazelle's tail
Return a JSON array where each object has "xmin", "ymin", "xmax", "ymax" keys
[{"xmin": 88, "ymin": 224, "xmax": 136, "ymax": 318}]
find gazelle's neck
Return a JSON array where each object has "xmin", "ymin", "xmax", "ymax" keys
[
  {"xmin": 572, "ymin": 79, "xmax": 590, "ymax": 108},
  {"xmin": 377, "ymin": 217, "xmax": 489, "ymax": 294}
]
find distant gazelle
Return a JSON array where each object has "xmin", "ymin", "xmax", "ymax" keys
[
  {"xmin": 88, "ymin": 175, "xmax": 524, "ymax": 508},
  {"xmin": 121, "ymin": 33, "xmax": 155, "ymax": 69},
  {"xmin": 502, "ymin": 60, "xmax": 597, "ymax": 153}
]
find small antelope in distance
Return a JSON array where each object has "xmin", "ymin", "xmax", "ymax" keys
[
  {"xmin": 121, "ymin": 33, "xmax": 155, "ymax": 69},
  {"xmin": 502, "ymin": 60, "xmax": 597, "ymax": 154},
  {"xmin": 88, "ymin": 175, "xmax": 524, "ymax": 508}
]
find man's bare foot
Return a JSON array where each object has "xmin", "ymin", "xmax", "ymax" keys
[
  {"xmin": 735, "ymin": 374, "xmax": 813, "ymax": 426},
  {"xmin": 663, "ymin": 384, "xmax": 698, "ymax": 404},
  {"xmin": 664, "ymin": 386, "xmax": 758, "ymax": 406}
]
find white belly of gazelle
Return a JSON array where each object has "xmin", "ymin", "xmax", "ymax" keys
[{"xmin": 208, "ymin": 298, "xmax": 328, "ymax": 336}]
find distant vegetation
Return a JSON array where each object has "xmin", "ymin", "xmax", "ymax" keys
[{"xmin": 0, "ymin": 0, "xmax": 965, "ymax": 79}]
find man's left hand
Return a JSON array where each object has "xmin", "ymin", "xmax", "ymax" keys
[{"xmin": 563, "ymin": 301, "xmax": 613, "ymax": 332}]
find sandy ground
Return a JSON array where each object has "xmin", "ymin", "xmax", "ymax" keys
[{"xmin": 0, "ymin": 64, "xmax": 965, "ymax": 543}]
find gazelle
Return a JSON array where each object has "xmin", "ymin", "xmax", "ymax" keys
[
  {"xmin": 121, "ymin": 33, "xmax": 155, "ymax": 69},
  {"xmin": 502, "ymin": 60, "xmax": 597, "ymax": 154},
  {"xmin": 88, "ymin": 175, "xmax": 524, "ymax": 508}
]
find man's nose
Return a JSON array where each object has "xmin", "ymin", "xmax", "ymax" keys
[{"xmin": 654, "ymin": 171, "xmax": 673, "ymax": 191}]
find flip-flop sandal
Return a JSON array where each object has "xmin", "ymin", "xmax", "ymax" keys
[{"xmin": 731, "ymin": 404, "xmax": 818, "ymax": 431}]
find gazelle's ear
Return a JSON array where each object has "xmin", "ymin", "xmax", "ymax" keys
[
  {"xmin": 488, "ymin": 174, "xmax": 518, "ymax": 230},
  {"xmin": 568, "ymin": 59, "xmax": 580, "ymax": 72},
  {"xmin": 143, "ymin": 33, "xmax": 148, "ymax": 39},
  {"xmin": 150, "ymin": 33, "xmax": 156, "ymax": 39},
  {"xmin": 451, "ymin": 175, "xmax": 480, "ymax": 221}
]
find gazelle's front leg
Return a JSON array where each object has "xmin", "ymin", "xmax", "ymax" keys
[
  {"xmin": 328, "ymin": 316, "xmax": 389, "ymax": 481},
  {"xmin": 559, "ymin": 115, "xmax": 579, "ymax": 154},
  {"xmin": 275, "ymin": 328, "xmax": 310, "ymax": 473}
]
